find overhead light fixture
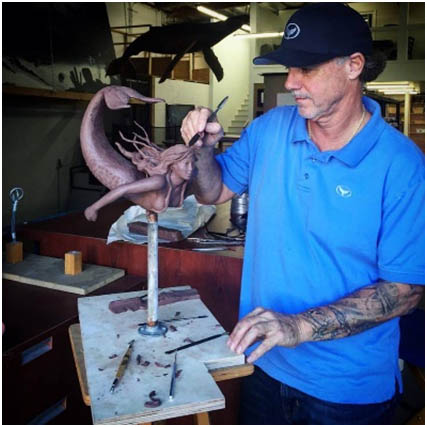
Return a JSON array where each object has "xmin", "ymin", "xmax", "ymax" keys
[
  {"xmin": 196, "ymin": 6, "xmax": 251, "ymax": 33},
  {"xmin": 365, "ymin": 81, "xmax": 420, "ymax": 95},
  {"xmin": 196, "ymin": 6, "xmax": 228, "ymax": 21},
  {"xmin": 234, "ymin": 32, "xmax": 284, "ymax": 39}
]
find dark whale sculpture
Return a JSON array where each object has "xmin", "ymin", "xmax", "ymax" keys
[{"xmin": 106, "ymin": 15, "xmax": 247, "ymax": 83}]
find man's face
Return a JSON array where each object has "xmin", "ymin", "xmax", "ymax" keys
[{"xmin": 284, "ymin": 59, "xmax": 350, "ymax": 120}]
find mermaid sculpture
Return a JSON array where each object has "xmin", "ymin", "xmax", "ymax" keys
[{"xmin": 80, "ymin": 86, "xmax": 196, "ymax": 221}]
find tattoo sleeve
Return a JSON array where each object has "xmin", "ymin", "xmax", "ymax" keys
[{"xmin": 297, "ymin": 282, "xmax": 424, "ymax": 343}]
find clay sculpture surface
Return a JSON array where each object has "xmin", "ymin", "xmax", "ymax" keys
[
  {"xmin": 80, "ymin": 86, "xmax": 196, "ymax": 220},
  {"xmin": 106, "ymin": 15, "xmax": 247, "ymax": 83}
]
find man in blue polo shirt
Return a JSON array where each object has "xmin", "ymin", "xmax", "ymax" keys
[{"xmin": 181, "ymin": 3, "xmax": 424, "ymax": 425}]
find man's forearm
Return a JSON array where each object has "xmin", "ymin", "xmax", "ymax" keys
[
  {"xmin": 192, "ymin": 146, "xmax": 223, "ymax": 204},
  {"xmin": 297, "ymin": 281, "xmax": 424, "ymax": 343}
]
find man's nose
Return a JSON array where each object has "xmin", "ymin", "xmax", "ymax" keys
[{"xmin": 284, "ymin": 68, "xmax": 302, "ymax": 91}]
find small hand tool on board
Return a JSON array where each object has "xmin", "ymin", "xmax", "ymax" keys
[
  {"xmin": 188, "ymin": 96, "xmax": 229, "ymax": 146},
  {"xmin": 110, "ymin": 339, "xmax": 135, "ymax": 393},
  {"xmin": 165, "ymin": 332, "xmax": 228, "ymax": 354},
  {"xmin": 168, "ymin": 351, "xmax": 178, "ymax": 400}
]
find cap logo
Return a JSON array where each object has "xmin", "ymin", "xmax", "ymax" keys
[{"xmin": 284, "ymin": 23, "xmax": 300, "ymax": 40}]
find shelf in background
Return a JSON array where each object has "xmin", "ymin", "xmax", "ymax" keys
[{"xmin": 2, "ymin": 85, "xmax": 150, "ymax": 104}]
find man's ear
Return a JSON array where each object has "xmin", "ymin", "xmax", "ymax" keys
[{"xmin": 347, "ymin": 52, "xmax": 365, "ymax": 80}]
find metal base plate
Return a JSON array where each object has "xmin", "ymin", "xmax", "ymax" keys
[{"xmin": 138, "ymin": 321, "xmax": 168, "ymax": 337}]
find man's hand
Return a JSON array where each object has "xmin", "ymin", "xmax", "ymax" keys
[
  {"xmin": 180, "ymin": 107, "xmax": 224, "ymax": 148},
  {"xmin": 227, "ymin": 282, "xmax": 423, "ymax": 364},
  {"xmin": 227, "ymin": 307, "xmax": 302, "ymax": 364}
]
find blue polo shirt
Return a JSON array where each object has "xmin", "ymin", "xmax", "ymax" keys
[{"xmin": 216, "ymin": 96, "xmax": 425, "ymax": 404}]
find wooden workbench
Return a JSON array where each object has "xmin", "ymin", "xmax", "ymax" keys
[{"xmin": 14, "ymin": 200, "xmax": 245, "ymax": 424}]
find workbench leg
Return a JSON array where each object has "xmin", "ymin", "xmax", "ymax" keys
[{"xmin": 195, "ymin": 411, "xmax": 210, "ymax": 425}]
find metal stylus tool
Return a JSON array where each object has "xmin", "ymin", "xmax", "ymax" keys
[
  {"xmin": 168, "ymin": 351, "xmax": 178, "ymax": 400},
  {"xmin": 165, "ymin": 332, "xmax": 228, "ymax": 354},
  {"xmin": 188, "ymin": 96, "xmax": 229, "ymax": 146}
]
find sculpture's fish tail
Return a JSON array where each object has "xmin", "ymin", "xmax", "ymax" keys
[{"xmin": 80, "ymin": 86, "xmax": 164, "ymax": 191}]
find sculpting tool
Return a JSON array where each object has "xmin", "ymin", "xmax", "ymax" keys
[
  {"xmin": 138, "ymin": 315, "xmax": 208, "ymax": 326},
  {"xmin": 188, "ymin": 96, "xmax": 229, "ymax": 146},
  {"xmin": 165, "ymin": 332, "xmax": 228, "ymax": 354},
  {"xmin": 110, "ymin": 339, "xmax": 135, "ymax": 393},
  {"xmin": 168, "ymin": 351, "xmax": 178, "ymax": 400},
  {"xmin": 192, "ymin": 247, "xmax": 228, "ymax": 252}
]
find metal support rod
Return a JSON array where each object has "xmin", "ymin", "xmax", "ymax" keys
[
  {"xmin": 146, "ymin": 211, "xmax": 158, "ymax": 326},
  {"xmin": 138, "ymin": 211, "xmax": 167, "ymax": 337}
]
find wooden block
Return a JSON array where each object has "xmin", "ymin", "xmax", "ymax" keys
[
  {"xmin": 6, "ymin": 241, "xmax": 23, "ymax": 264},
  {"xmin": 128, "ymin": 222, "xmax": 184, "ymax": 242},
  {"xmin": 65, "ymin": 251, "xmax": 82, "ymax": 275}
]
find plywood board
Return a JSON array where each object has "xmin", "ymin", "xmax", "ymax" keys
[
  {"xmin": 78, "ymin": 286, "xmax": 244, "ymax": 424},
  {"xmin": 3, "ymin": 254, "xmax": 125, "ymax": 295}
]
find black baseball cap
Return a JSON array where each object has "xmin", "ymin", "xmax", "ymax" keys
[{"xmin": 253, "ymin": 3, "xmax": 373, "ymax": 67}]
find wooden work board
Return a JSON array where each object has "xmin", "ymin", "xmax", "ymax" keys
[
  {"xmin": 3, "ymin": 253, "xmax": 125, "ymax": 295},
  {"xmin": 78, "ymin": 286, "xmax": 245, "ymax": 424}
]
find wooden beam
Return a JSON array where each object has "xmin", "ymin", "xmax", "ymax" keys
[{"xmin": 3, "ymin": 86, "xmax": 152, "ymax": 104}]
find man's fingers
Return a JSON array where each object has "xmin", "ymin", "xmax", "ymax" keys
[
  {"xmin": 181, "ymin": 107, "xmax": 223, "ymax": 146},
  {"xmin": 205, "ymin": 121, "xmax": 222, "ymax": 135},
  {"xmin": 227, "ymin": 307, "xmax": 266, "ymax": 352},
  {"xmin": 196, "ymin": 108, "xmax": 212, "ymax": 132},
  {"xmin": 246, "ymin": 337, "xmax": 275, "ymax": 364},
  {"xmin": 233, "ymin": 323, "xmax": 266, "ymax": 355}
]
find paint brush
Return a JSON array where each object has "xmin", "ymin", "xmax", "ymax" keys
[
  {"xmin": 188, "ymin": 96, "xmax": 229, "ymax": 146},
  {"xmin": 165, "ymin": 332, "xmax": 228, "ymax": 354},
  {"xmin": 168, "ymin": 351, "xmax": 178, "ymax": 400},
  {"xmin": 110, "ymin": 339, "xmax": 135, "ymax": 393}
]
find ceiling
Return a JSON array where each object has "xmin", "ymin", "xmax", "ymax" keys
[{"xmin": 145, "ymin": 2, "xmax": 305, "ymax": 23}]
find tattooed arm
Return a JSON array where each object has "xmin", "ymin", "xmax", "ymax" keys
[{"xmin": 227, "ymin": 281, "xmax": 424, "ymax": 363}]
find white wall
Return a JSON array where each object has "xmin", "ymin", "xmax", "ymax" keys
[
  {"xmin": 152, "ymin": 78, "xmax": 210, "ymax": 127},
  {"xmin": 210, "ymin": 33, "xmax": 251, "ymax": 132},
  {"xmin": 151, "ymin": 29, "xmax": 252, "ymax": 133},
  {"xmin": 249, "ymin": 4, "xmax": 288, "ymax": 117}
]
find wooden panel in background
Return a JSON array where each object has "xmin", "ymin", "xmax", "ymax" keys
[{"xmin": 2, "ymin": 275, "xmax": 145, "ymax": 425}]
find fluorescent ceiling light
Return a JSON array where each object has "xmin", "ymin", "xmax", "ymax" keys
[
  {"xmin": 378, "ymin": 89, "xmax": 418, "ymax": 95},
  {"xmin": 366, "ymin": 81, "xmax": 420, "ymax": 95},
  {"xmin": 235, "ymin": 32, "xmax": 284, "ymax": 39},
  {"xmin": 197, "ymin": 6, "xmax": 227, "ymax": 21},
  {"xmin": 196, "ymin": 6, "xmax": 250, "ymax": 33}
]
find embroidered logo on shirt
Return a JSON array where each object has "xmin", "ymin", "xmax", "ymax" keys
[
  {"xmin": 284, "ymin": 23, "xmax": 300, "ymax": 40},
  {"xmin": 336, "ymin": 185, "xmax": 352, "ymax": 198}
]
